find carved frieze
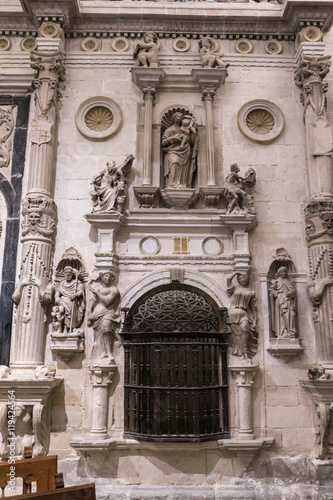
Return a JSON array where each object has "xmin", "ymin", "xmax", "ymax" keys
[{"xmin": 0, "ymin": 107, "xmax": 15, "ymax": 169}]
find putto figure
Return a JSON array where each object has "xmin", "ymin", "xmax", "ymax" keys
[
  {"xmin": 54, "ymin": 266, "xmax": 85, "ymax": 334},
  {"xmin": 90, "ymin": 154, "xmax": 134, "ymax": 213},
  {"xmin": 224, "ymin": 163, "xmax": 256, "ymax": 214},
  {"xmin": 88, "ymin": 271, "xmax": 121, "ymax": 362},
  {"xmin": 133, "ymin": 32, "xmax": 159, "ymax": 68},
  {"xmin": 199, "ymin": 37, "xmax": 229, "ymax": 69},
  {"xmin": 227, "ymin": 271, "xmax": 258, "ymax": 360},
  {"xmin": 162, "ymin": 112, "xmax": 197, "ymax": 188},
  {"xmin": 270, "ymin": 266, "xmax": 298, "ymax": 339}
]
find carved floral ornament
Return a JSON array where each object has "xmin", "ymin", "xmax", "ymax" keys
[
  {"xmin": 21, "ymin": 37, "xmax": 36, "ymax": 51},
  {"xmin": 237, "ymin": 99, "xmax": 284, "ymax": 143},
  {"xmin": 75, "ymin": 97, "xmax": 123, "ymax": 139},
  {"xmin": 111, "ymin": 36, "xmax": 130, "ymax": 52},
  {"xmin": 235, "ymin": 39, "xmax": 253, "ymax": 54},
  {"xmin": 0, "ymin": 36, "xmax": 11, "ymax": 51},
  {"xmin": 81, "ymin": 37, "xmax": 100, "ymax": 52},
  {"xmin": 264, "ymin": 39, "xmax": 282, "ymax": 55}
]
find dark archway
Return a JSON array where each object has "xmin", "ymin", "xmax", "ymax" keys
[{"xmin": 121, "ymin": 284, "xmax": 230, "ymax": 442}]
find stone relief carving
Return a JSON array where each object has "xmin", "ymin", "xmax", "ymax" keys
[
  {"xmin": 162, "ymin": 111, "xmax": 198, "ymax": 189},
  {"xmin": 199, "ymin": 37, "xmax": 229, "ymax": 69},
  {"xmin": 0, "ymin": 107, "xmax": 14, "ymax": 168},
  {"xmin": 224, "ymin": 163, "xmax": 256, "ymax": 214},
  {"xmin": 226, "ymin": 271, "xmax": 258, "ymax": 360},
  {"xmin": 269, "ymin": 267, "xmax": 297, "ymax": 339},
  {"xmin": 88, "ymin": 270, "xmax": 121, "ymax": 363},
  {"xmin": 314, "ymin": 402, "xmax": 333, "ymax": 459},
  {"xmin": 90, "ymin": 154, "xmax": 134, "ymax": 213},
  {"xmin": 133, "ymin": 31, "xmax": 160, "ymax": 68},
  {"xmin": 21, "ymin": 195, "xmax": 57, "ymax": 239},
  {"xmin": 30, "ymin": 51, "xmax": 65, "ymax": 119},
  {"xmin": 53, "ymin": 266, "xmax": 85, "ymax": 334}
]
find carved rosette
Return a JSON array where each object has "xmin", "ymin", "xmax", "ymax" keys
[{"xmin": 21, "ymin": 195, "xmax": 57, "ymax": 243}]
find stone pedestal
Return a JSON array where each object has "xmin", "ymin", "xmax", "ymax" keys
[{"xmin": 89, "ymin": 363, "xmax": 117, "ymax": 438}]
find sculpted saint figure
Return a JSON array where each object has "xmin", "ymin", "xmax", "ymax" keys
[
  {"xmin": 224, "ymin": 163, "xmax": 256, "ymax": 214},
  {"xmin": 54, "ymin": 266, "xmax": 85, "ymax": 334},
  {"xmin": 270, "ymin": 266, "xmax": 297, "ymax": 339},
  {"xmin": 199, "ymin": 37, "xmax": 229, "ymax": 69},
  {"xmin": 88, "ymin": 271, "xmax": 121, "ymax": 361},
  {"xmin": 162, "ymin": 112, "xmax": 197, "ymax": 188},
  {"xmin": 90, "ymin": 155, "xmax": 134, "ymax": 213},
  {"xmin": 133, "ymin": 32, "xmax": 159, "ymax": 67},
  {"xmin": 227, "ymin": 271, "xmax": 258, "ymax": 359}
]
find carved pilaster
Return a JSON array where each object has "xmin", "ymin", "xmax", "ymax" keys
[
  {"xmin": 230, "ymin": 364, "xmax": 258, "ymax": 440},
  {"xmin": 294, "ymin": 53, "xmax": 332, "ymax": 199},
  {"xmin": 202, "ymin": 89, "xmax": 216, "ymax": 187},
  {"xmin": 11, "ymin": 25, "xmax": 65, "ymax": 374},
  {"xmin": 89, "ymin": 364, "xmax": 117, "ymax": 438}
]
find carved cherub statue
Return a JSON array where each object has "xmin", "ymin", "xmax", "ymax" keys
[
  {"xmin": 133, "ymin": 32, "xmax": 159, "ymax": 68},
  {"xmin": 199, "ymin": 37, "xmax": 229, "ymax": 69}
]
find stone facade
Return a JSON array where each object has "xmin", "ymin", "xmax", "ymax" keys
[{"xmin": 1, "ymin": 1, "xmax": 333, "ymax": 498}]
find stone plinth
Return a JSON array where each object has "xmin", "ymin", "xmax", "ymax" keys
[{"xmin": 160, "ymin": 188, "xmax": 197, "ymax": 209}]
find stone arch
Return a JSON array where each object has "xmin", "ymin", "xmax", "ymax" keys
[{"xmin": 121, "ymin": 268, "xmax": 229, "ymax": 310}]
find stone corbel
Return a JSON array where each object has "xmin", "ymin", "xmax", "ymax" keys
[
  {"xmin": 300, "ymin": 378, "xmax": 333, "ymax": 459},
  {"xmin": 89, "ymin": 364, "xmax": 117, "ymax": 438},
  {"xmin": 0, "ymin": 377, "xmax": 60, "ymax": 458},
  {"xmin": 199, "ymin": 187, "xmax": 223, "ymax": 208},
  {"xmin": 133, "ymin": 186, "xmax": 159, "ymax": 208},
  {"xmin": 221, "ymin": 214, "xmax": 257, "ymax": 267},
  {"xmin": 267, "ymin": 338, "xmax": 304, "ymax": 363},
  {"xmin": 50, "ymin": 333, "xmax": 85, "ymax": 362},
  {"xmin": 218, "ymin": 364, "xmax": 274, "ymax": 469}
]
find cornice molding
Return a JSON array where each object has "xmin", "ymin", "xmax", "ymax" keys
[{"xmin": 0, "ymin": 1, "xmax": 333, "ymax": 40}]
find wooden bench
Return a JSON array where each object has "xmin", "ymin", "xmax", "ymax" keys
[
  {"xmin": 5, "ymin": 483, "xmax": 96, "ymax": 500},
  {"xmin": 0, "ymin": 456, "xmax": 57, "ymax": 497}
]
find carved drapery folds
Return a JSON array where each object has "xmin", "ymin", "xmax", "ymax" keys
[
  {"xmin": 90, "ymin": 155, "xmax": 134, "ymax": 214},
  {"xmin": 266, "ymin": 250, "xmax": 303, "ymax": 362},
  {"xmin": 51, "ymin": 248, "xmax": 86, "ymax": 361},
  {"xmin": 0, "ymin": 107, "xmax": 14, "ymax": 169}
]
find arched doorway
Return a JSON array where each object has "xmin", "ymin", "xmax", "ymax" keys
[{"xmin": 121, "ymin": 284, "xmax": 230, "ymax": 442}]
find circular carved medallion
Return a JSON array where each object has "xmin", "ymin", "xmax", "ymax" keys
[
  {"xmin": 172, "ymin": 37, "xmax": 191, "ymax": 52},
  {"xmin": 38, "ymin": 22, "xmax": 60, "ymax": 39},
  {"xmin": 238, "ymin": 99, "xmax": 284, "ymax": 143},
  {"xmin": 235, "ymin": 39, "xmax": 253, "ymax": 54},
  {"xmin": 0, "ymin": 36, "xmax": 11, "ymax": 51},
  {"xmin": 84, "ymin": 107, "xmax": 113, "ymax": 132},
  {"xmin": 202, "ymin": 237, "xmax": 223, "ymax": 256},
  {"xmin": 111, "ymin": 36, "xmax": 130, "ymax": 52},
  {"xmin": 75, "ymin": 97, "xmax": 123, "ymax": 140},
  {"xmin": 265, "ymin": 39, "xmax": 283, "ymax": 55},
  {"xmin": 81, "ymin": 37, "xmax": 100, "ymax": 52},
  {"xmin": 302, "ymin": 26, "xmax": 323, "ymax": 43},
  {"xmin": 139, "ymin": 236, "xmax": 161, "ymax": 255},
  {"xmin": 21, "ymin": 36, "xmax": 36, "ymax": 51}
]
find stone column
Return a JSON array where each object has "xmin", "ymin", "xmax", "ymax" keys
[
  {"xmin": 10, "ymin": 28, "xmax": 65, "ymax": 373},
  {"xmin": 295, "ymin": 45, "xmax": 333, "ymax": 373},
  {"xmin": 89, "ymin": 364, "xmax": 117, "ymax": 438},
  {"xmin": 202, "ymin": 89, "xmax": 216, "ymax": 187},
  {"xmin": 231, "ymin": 364, "xmax": 258, "ymax": 440},
  {"xmin": 142, "ymin": 86, "xmax": 156, "ymax": 186}
]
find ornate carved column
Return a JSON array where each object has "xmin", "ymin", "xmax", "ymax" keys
[
  {"xmin": 89, "ymin": 364, "xmax": 117, "ymax": 438},
  {"xmin": 11, "ymin": 27, "xmax": 65, "ymax": 373},
  {"xmin": 202, "ymin": 89, "xmax": 216, "ymax": 187},
  {"xmin": 295, "ymin": 46, "xmax": 333, "ymax": 373}
]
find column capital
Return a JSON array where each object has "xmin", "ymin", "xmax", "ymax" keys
[
  {"xmin": 142, "ymin": 86, "xmax": 156, "ymax": 101},
  {"xmin": 201, "ymin": 89, "xmax": 216, "ymax": 102},
  {"xmin": 89, "ymin": 363, "xmax": 117, "ymax": 387},
  {"xmin": 230, "ymin": 363, "xmax": 259, "ymax": 387}
]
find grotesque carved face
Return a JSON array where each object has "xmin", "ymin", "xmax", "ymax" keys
[{"xmin": 28, "ymin": 210, "xmax": 41, "ymax": 225}]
